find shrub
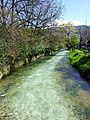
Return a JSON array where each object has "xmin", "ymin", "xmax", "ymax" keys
[
  {"xmin": 69, "ymin": 50, "xmax": 85, "ymax": 68},
  {"xmin": 69, "ymin": 49, "xmax": 90, "ymax": 81}
]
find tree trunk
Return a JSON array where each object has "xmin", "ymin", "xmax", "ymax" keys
[{"xmin": 1, "ymin": 0, "xmax": 6, "ymax": 25}]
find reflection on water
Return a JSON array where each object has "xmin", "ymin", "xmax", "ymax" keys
[{"xmin": 0, "ymin": 50, "xmax": 90, "ymax": 120}]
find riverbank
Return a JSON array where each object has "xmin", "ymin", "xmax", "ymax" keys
[
  {"xmin": 0, "ymin": 54, "xmax": 44, "ymax": 80},
  {"xmin": 0, "ymin": 50, "xmax": 59, "ymax": 80},
  {"xmin": 69, "ymin": 49, "xmax": 90, "ymax": 81}
]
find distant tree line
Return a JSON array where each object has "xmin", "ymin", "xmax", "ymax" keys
[{"xmin": 58, "ymin": 23, "xmax": 90, "ymax": 51}]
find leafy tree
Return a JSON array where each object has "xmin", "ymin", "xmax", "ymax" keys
[
  {"xmin": 70, "ymin": 34, "xmax": 80, "ymax": 50},
  {"xmin": 59, "ymin": 22, "xmax": 77, "ymax": 49}
]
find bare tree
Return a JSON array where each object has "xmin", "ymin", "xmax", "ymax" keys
[
  {"xmin": 11, "ymin": 0, "xmax": 15, "ymax": 25},
  {"xmin": 79, "ymin": 26, "xmax": 90, "ymax": 49},
  {"xmin": 14, "ymin": 0, "xmax": 63, "ymax": 29},
  {"xmin": 0, "ymin": 0, "xmax": 6, "ymax": 25}
]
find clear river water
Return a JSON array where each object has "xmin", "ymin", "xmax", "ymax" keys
[{"xmin": 0, "ymin": 50, "xmax": 90, "ymax": 120}]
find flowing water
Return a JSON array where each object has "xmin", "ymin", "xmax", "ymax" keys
[{"xmin": 0, "ymin": 50, "xmax": 90, "ymax": 120}]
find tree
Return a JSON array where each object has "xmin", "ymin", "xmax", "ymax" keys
[
  {"xmin": 14, "ymin": 0, "xmax": 63, "ymax": 29},
  {"xmin": 70, "ymin": 34, "xmax": 80, "ymax": 50},
  {"xmin": 0, "ymin": 0, "xmax": 5, "ymax": 25},
  {"xmin": 59, "ymin": 22, "xmax": 77, "ymax": 49},
  {"xmin": 0, "ymin": 0, "xmax": 64, "ymax": 68},
  {"xmin": 11, "ymin": 0, "xmax": 15, "ymax": 26},
  {"xmin": 78, "ymin": 26, "xmax": 90, "ymax": 49}
]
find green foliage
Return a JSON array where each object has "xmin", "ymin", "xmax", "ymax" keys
[
  {"xmin": 20, "ymin": 43, "xmax": 30, "ymax": 59},
  {"xmin": 0, "ymin": 38, "xmax": 7, "ymax": 64},
  {"xmin": 69, "ymin": 50, "xmax": 90, "ymax": 80},
  {"xmin": 69, "ymin": 50, "xmax": 85, "ymax": 67},
  {"xmin": 70, "ymin": 34, "xmax": 80, "ymax": 49},
  {"xmin": 0, "ymin": 25, "xmax": 66, "ymax": 68},
  {"xmin": 0, "ymin": 38, "xmax": 7, "ymax": 57},
  {"xmin": 59, "ymin": 22, "xmax": 76, "ymax": 34},
  {"xmin": 59, "ymin": 22, "xmax": 78, "ymax": 50}
]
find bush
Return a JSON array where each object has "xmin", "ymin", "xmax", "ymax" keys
[
  {"xmin": 69, "ymin": 50, "xmax": 85, "ymax": 68},
  {"xmin": 69, "ymin": 49, "xmax": 90, "ymax": 81}
]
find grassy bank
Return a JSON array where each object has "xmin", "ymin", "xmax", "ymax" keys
[{"xmin": 69, "ymin": 49, "xmax": 90, "ymax": 81}]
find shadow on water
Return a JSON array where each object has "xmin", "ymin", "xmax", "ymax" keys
[
  {"xmin": 54, "ymin": 52, "xmax": 90, "ymax": 92},
  {"xmin": 54, "ymin": 52, "xmax": 90, "ymax": 120},
  {"xmin": 27, "ymin": 56, "xmax": 52, "ymax": 66}
]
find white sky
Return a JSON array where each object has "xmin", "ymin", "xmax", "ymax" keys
[{"xmin": 55, "ymin": 19, "xmax": 88, "ymax": 26}]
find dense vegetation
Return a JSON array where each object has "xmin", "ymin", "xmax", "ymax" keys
[
  {"xmin": 69, "ymin": 49, "xmax": 90, "ymax": 81},
  {"xmin": 0, "ymin": 0, "xmax": 65, "ymax": 78}
]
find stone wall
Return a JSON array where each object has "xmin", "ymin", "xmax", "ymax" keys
[{"xmin": 0, "ymin": 54, "xmax": 44, "ymax": 80}]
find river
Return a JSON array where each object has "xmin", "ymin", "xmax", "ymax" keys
[{"xmin": 0, "ymin": 50, "xmax": 90, "ymax": 120}]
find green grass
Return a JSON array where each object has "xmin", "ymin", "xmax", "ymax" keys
[{"xmin": 69, "ymin": 49, "xmax": 90, "ymax": 81}]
